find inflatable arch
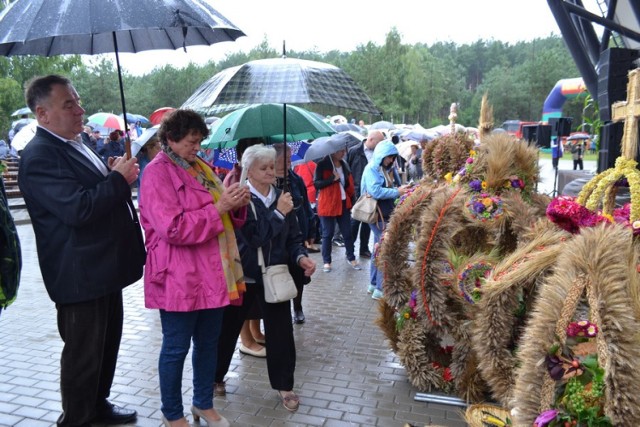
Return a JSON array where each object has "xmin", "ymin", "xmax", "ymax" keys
[{"xmin": 541, "ymin": 77, "xmax": 588, "ymax": 122}]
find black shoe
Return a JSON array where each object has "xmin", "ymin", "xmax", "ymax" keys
[
  {"xmin": 332, "ymin": 238, "xmax": 345, "ymax": 247},
  {"xmin": 94, "ymin": 401, "xmax": 137, "ymax": 425},
  {"xmin": 293, "ymin": 310, "xmax": 305, "ymax": 324},
  {"xmin": 359, "ymin": 250, "xmax": 372, "ymax": 258}
]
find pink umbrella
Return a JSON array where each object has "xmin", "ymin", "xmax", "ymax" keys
[
  {"xmin": 149, "ymin": 107, "xmax": 176, "ymax": 125},
  {"xmin": 87, "ymin": 112, "xmax": 125, "ymax": 130}
]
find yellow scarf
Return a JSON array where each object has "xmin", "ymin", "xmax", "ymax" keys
[{"xmin": 167, "ymin": 149, "xmax": 246, "ymax": 302}]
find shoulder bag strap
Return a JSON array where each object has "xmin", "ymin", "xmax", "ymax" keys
[{"xmin": 250, "ymin": 201, "xmax": 267, "ymax": 273}]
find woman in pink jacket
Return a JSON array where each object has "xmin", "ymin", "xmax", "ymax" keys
[{"xmin": 139, "ymin": 110, "xmax": 250, "ymax": 427}]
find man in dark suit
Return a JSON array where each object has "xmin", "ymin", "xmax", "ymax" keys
[
  {"xmin": 18, "ymin": 75, "xmax": 145, "ymax": 427},
  {"xmin": 347, "ymin": 130, "xmax": 384, "ymax": 258}
]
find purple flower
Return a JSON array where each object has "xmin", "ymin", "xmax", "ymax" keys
[
  {"xmin": 510, "ymin": 179, "xmax": 520, "ymax": 188},
  {"xmin": 472, "ymin": 201, "xmax": 485, "ymax": 213},
  {"xmin": 469, "ymin": 179, "xmax": 482, "ymax": 192},
  {"xmin": 457, "ymin": 167, "xmax": 466, "ymax": 176},
  {"xmin": 534, "ymin": 409, "xmax": 559, "ymax": 427}
]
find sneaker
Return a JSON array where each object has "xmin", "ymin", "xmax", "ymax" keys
[
  {"xmin": 367, "ymin": 284, "xmax": 376, "ymax": 294},
  {"xmin": 348, "ymin": 259, "xmax": 362, "ymax": 270},
  {"xmin": 323, "ymin": 263, "xmax": 331, "ymax": 272},
  {"xmin": 371, "ymin": 289, "xmax": 384, "ymax": 300},
  {"xmin": 332, "ymin": 238, "xmax": 345, "ymax": 247}
]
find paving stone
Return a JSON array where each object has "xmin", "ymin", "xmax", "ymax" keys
[{"xmin": 0, "ymin": 223, "xmax": 468, "ymax": 426}]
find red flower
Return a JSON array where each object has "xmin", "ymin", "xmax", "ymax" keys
[{"xmin": 443, "ymin": 367, "xmax": 454, "ymax": 382}]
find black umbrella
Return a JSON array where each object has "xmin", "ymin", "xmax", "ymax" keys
[{"xmin": 0, "ymin": 0, "xmax": 245, "ymax": 157}]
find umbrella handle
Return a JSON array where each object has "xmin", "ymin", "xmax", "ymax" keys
[{"xmin": 125, "ymin": 136, "xmax": 132, "ymax": 159}]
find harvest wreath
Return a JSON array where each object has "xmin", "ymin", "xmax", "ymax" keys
[{"xmin": 511, "ymin": 225, "xmax": 640, "ymax": 426}]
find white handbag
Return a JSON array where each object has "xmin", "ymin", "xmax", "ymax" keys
[{"xmin": 251, "ymin": 202, "xmax": 298, "ymax": 303}]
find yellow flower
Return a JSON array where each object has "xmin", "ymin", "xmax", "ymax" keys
[
  {"xmin": 601, "ymin": 213, "xmax": 613, "ymax": 222},
  {"xmin": 469, "ymin": 149, "xmax": 476, "ymax": 157},
  {"xmin": 403, "ymin": 312, "xmax": 410, "ymax": 319},
  {"xmin": 503, "ymin": 180, "xmax": 511, "ymax": 188},
  {"xmin": 482, "ymin": 197, "xmax": 493, "ymax": 207},
  {"xmin": 481, "ymin": 181, "xmax": 488, "ymax": 190},
  {"xmin": 633, "ymin": 220, "xmax": 640, "ymax": 229},
  {"xmin": 444, "ymin": 172, "xmax": 453, "ymax": 183},
  {"xmin": 453, "ymin": 174, "xmax": 461, "ymax": 183}
]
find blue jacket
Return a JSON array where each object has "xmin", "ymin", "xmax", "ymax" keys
[{"xmin": 360, "ymin": 140, "xmax": 400, "ymax": 220}]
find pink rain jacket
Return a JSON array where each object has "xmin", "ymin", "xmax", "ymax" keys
[{"xmin": 139, "ymin": 152, "xmax": 246, "ymax": 312}]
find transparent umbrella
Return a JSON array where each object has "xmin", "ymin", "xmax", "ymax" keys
[
  {"xmin": 182, "ymin": 57, "xmax": 379, "ymax": 116},
  {"xmin": 181, "ymin": 52, "xmax": 378, "ymax": 187}
]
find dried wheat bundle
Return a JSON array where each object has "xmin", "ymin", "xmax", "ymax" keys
[{"xmin": 511, "ymin": 224, "xmax": 640, "ymax": 426}]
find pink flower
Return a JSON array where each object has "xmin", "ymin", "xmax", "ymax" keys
[{"xmin": 534, "ymin": 409, "xmax": 559, "ymax": 427}]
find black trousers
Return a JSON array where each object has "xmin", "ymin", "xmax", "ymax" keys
[
  {"xmin": 56, "ymin": 291, "xmax": 123, "ymax": 426},
  {"xmin": 216, "ymin": 279, "xmax": 296, "ymax": 390},
  {"xmin": 351, "ymin": 217, "xmax": 371, "ymax": 254},
  {"xmin": 573, "ymin": 159, "xmax": 583, "ymax": 170}
]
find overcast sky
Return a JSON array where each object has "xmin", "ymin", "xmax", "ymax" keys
[{"xmin": 110, "ymin": 0, "xmax": 597, "ymax": 76}]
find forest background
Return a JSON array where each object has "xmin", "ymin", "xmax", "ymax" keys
[{"xmin": 0, "ymin": 25, "xmax": 587, "ymax": 140}]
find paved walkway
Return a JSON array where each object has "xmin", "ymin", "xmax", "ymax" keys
[{"xmin": 0, "ymin": 219, "xmax": 467, "ymax": 427}]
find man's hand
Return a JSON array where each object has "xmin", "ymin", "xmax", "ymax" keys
[{"xmin": 111, "ymin": 155, "xmax": 139, "ymax": 185}]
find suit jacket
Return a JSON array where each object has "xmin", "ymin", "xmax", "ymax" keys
[{"xmin": 18, "ymin": 127, "xmax": 145, "ymax": 304}]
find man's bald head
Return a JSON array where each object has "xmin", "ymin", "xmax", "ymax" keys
[{"xmin": 365, "ymin": 130, "xmax": 384, "ymax": 150}]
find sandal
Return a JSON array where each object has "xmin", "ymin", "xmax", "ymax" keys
[{"xmin": 278, "ymin": 390, "xmax": 300, "ymax": 412}]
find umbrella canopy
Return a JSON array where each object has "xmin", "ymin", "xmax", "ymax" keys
[
  {"xmin": 10, "ymin": 107, "xmax": 31, "ymax": 117},
  {"xmin": 370, "ymin": 120, "xmax": 397, "ymax": 130},
  {"xmin": 181, "ymin": 57, "xmax": 380, "ymax": 115},
  {"xmin": 566, "ymin": 132, "xmax": 591, "ymax": 141},
  {"xmin": 149, "ymin": 107, "xmax": 176, "ymax": 125},
  {"xmin": 11, "ymin": 121, "xmax": 38, "ymax": 151},
  {"xmin": 204, "ymin": 140, "xmax": 312, "ymax": 170},
  {"xmin": 396, "ymin": 140, "xmax": 421, "ymax": 161},
  {"xmin": 303, "ymin": 132, "xmax": 360, "ymax": 163},
  {"xmin": 87, "ymin": 113, "xmax": 125, "ymax": 131},
  {"xmin": 120, "ymin": 113, "xmax": 149, "ymax": 125},
  {"xmin": 400, "ymin": 126, "xmax": 439, "ymax": 142},
  {"xmin": 0, "ymin": 0, "xmax": 244, "ymax": 157},
  {"xmin": 0, "ymin": 0, "xmax": 244, "ymax": 56},
  {"xmin": 11, "ymin": 118, "xmax": 35, "ymax": 133},
  {"xmin": 332, "ymin": 123, "xmax": 364, "ymax": 133},
  {"xmin": 203, "ymin": 104, "xmax": 335, "ymax": 149},
  {"xmin": 131, "ymin": 125, "xmax": 160, "ymax": 157}
]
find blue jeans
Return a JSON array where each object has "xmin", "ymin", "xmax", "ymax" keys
[
  {"xmin": 319, "ymin": 200, "xmax": 355, "ymax": 264},
  {"xmin": 159, "ymin": 308, "xmax": 223, "ymax": 421},
  {"xmin": 369, "ymin": 220, "xmax": 386, "ymax": 291}
]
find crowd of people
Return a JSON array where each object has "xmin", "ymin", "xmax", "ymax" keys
[{"xmin": 1, "ymin": 73, "xmax": 420, "ymax": 426}]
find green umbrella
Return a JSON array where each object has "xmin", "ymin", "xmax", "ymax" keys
[{"xmin": 203, "ymin": 103, "xmax": 335, "ymax": 149}]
